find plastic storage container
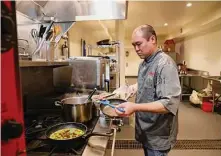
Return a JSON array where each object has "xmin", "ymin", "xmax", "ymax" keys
[{"xmin": 202, "ymin": 101, "xmax": 213, "ymax": 112}]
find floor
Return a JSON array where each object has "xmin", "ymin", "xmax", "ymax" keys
[
  {"xmin": 177, "ymin": 102, "xmax": 221, "ymax": 140},
  {"xmin": 105, "ymin": 149, "xmax": 221, "ymax": 156},
  {"xmin": 105, "ymin": 102, "xmax": 221, "ymax": 156}
]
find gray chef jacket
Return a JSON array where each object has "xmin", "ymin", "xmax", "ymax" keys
[{"xmin": 135, "ymin": 49, "xmax": 181, "ymax": 150}]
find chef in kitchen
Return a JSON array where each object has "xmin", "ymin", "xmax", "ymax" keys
[{"xmin": 114, "ymin": 24, "xmax": 181, "ymax": 156}]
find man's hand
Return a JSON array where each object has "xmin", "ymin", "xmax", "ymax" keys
[
  {"xmin": 128, "ymin": 83, "xmax": 137, "ymax": 97},
  {"xmin": 115, "ymin": 102, "xmax": 137, "ymax": 117}
]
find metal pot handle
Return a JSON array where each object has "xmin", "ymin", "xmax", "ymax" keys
[
  {"xmin": 55, "ymin": 101, "xmax": 63, "ymax": 107},
  {"xmin": 82, "ymin": 129, "xmax": 113, "ymax": 139}
]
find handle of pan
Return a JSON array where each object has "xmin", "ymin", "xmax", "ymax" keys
[
  {"xmin": 82, "ymin": 129, "xmax": 113, "ymax": 140},
  {"xmin": 125, "ymin": 92, "xmax": 132, "ymax": 101},
  {"xmin": 55, "ymin": 101, "xmax": 63, "ymax": 107},
  {"xmin": 102, "ymin": 93, "xmax": 116, "ymax": 99}
]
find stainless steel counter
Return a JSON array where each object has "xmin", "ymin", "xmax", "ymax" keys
[
  {"xmin": 179, "ymin": 71, "xmax": 209, "ymax": 101},
  {"xmin": 82, "ymin": 116, "xmax": 136, "ymax": 156},
  {"xmin": 179, "ymin": 71, "xmax": 221, "ymax": 112},
  {"xmin": 179, "ymin": 73, "xmax": 201, "ymax": 77},
  {"xmin": 19, "ymin": 60, "xmax": 69, "ymax": 67},
  {"xmin": 179, "ymin": 74, "xmax": 200, "ymax": 101},
  {"xmin": 202, "ymin": 76, "xmax": 221, "ymax": 83},
  {"xmin": 82, "ymin": 117, "xmax": 112, "ymax": 156}
]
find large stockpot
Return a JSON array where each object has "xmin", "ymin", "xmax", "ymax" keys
[{"xmin": 55, "ymin": 96, "xmax": 93, "ymax": 123}]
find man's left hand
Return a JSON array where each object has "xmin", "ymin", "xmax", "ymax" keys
[{"xmin": 115, "ymin": 102, "xmax": 136, "ymax": 117}]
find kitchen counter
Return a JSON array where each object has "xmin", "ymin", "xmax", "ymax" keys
[
  {"xmin": 82, "ymin": 117, "xmax": 112, "ymax": 156},
  {"xmin": 179, "ymin": 71, "xmax": 210, "ymax": 101},
  {"xmin": 82, "ymin": 116, "xmax": 135, "ymax": 156},
  {"xmin": 19, "ymin": 60, "xmax": 69, "ymax": 67},
  {"xmin": 179, "ymin": 73, "xmax": 201, "ymax": 77},
  {"xmin": 179, "ymin": 68, "xmax": 209, "ymax": 77},
  {"xmin": 201, "ymin": 76, "xmax": 221, "ymax": 83}
]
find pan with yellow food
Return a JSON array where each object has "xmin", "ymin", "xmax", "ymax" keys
[
  {"xmin": 49, "ymin": 128, "xmax": 84, "ymax": 140},
  {"xmin": 45, "ymin": 122, "xmax": 113, "ymax": 147}
]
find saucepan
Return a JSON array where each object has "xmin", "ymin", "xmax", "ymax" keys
[{"xmin": 99, "ymin": 94, "xmax": 131, "ymax": 118}]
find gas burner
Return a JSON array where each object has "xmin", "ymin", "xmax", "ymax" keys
[{"xmin": 25, "ymin": 116, "xmax": 63, "ymax": 141}]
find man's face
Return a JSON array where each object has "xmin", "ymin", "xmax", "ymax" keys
[{"xmin": 131, "ymin": 32, "xmax": 156, "ymax": 59}]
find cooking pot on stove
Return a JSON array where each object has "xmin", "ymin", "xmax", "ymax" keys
[
  {"xmin": 55, "ymin": 88, "xmax": 97, "ymax": 123},
  {"xmin": 55, "ymin": 95, "xmax": 93, "ymax": 123}
]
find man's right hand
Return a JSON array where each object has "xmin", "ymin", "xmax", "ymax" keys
[{"xmin": 127, "ymin": 83, "xmax": 138, "ymax": 98}]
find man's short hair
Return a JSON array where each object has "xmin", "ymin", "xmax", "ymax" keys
[{"xmin": 135, "ymin": 24, "xmax": 157, "ymax": 42}]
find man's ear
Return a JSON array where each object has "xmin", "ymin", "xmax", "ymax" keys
[{"xmin": 150, "ymin": 35, "xmax": 156, "ymax": 43}]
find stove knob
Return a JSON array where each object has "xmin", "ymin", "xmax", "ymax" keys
[{"xmin": 1, "ymin": 120, "xmax": 23, "ymax": 141}]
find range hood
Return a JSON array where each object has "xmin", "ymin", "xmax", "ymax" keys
[{"xmin": 16, "ymin": 0, "xmax": 128, "ymax": 23}]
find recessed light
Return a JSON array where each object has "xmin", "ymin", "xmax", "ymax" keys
[
  {"xmin": 164, "ymin": 23, "xmax": 168, "ymax": 26},
  {"xmin": 186, "ymin": 2, "xmax": 192, "ymax": 7}
]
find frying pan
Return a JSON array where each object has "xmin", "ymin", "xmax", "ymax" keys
[
  {"xmin": 99, "ymin": 93, "xmax": 131, "ymax": 118},
  {"xmin": 100, "ymin": 98, "xmax": 128, "ymax": 118},
  {"xmin": 45, "ymin": 122, "xmax": 113, "ymax": 148}
]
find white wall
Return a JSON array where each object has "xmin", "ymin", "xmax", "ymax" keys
[
  {"xmin": 124, "ymin": 37, "xmax": 166, "ymax": 76},
  {"xmin": 16, "ymin": 12, "xmax": 39, "ymax": 55},
  {"xmin": 125, "ymin": 47, "xmax": 141, "ymax": 76},
  {"xmin": 176, "ymin": 27, "xmax": 221, "ymax": 76},
  {"xmin": 68, "ymin": 23, "xmax": 103, "ymax": 57},
  {"xmin": 68, "ymin": 23, "xmax": 86, "ymax": 56}
]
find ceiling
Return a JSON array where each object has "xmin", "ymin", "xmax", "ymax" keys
[{"xmin": 74, "ymin": 1, "xmax": 221, "ymax": 41}]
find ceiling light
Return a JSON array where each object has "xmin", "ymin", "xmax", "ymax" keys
[
  {"xmin": 164, "ymin": 23, "xmax": 168, "ymax": 26},
  {"xmin": 186, "ymin": 3, "xmax": 192, "ymax": 7}
]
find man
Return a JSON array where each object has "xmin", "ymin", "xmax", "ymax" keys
[{"xmin": 115, "ymin": 24, "xmax": 181, "ymax": 156}]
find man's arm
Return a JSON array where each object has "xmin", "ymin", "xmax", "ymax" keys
[
  {"xmin": 116, "ymin": 101, "xmax": 169, "ymax": 116},
  {"xmin": 134, "ymin": 101, "xmax": 169, "ymax": 113}
]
